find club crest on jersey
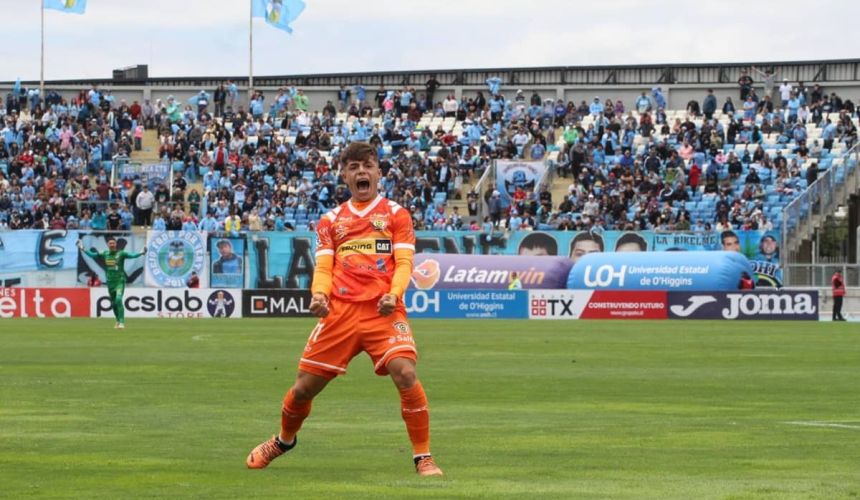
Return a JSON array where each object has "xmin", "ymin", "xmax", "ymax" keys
[
  {"xmin": 393, "ymin": 321, "xmax": 410, "ymax": 334},
  {"xmin": 369, "ymin": 213, "xmax": 388, "ymax": 232}
]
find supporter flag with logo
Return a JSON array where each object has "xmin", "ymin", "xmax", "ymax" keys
[
  {"xmin": 252, "ymin": 0, "xmax": 305, "ymax": 33},
  {"xmin": 43, "ymin": 0, "xmax": 88, "ymax": 15}
]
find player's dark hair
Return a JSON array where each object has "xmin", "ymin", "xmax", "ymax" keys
[
  {"xmin": 720, "ymin": 230, "xmax": 738, "ymax": 244},
  {"xmin": 615, "ymin": 232, "xmax": 647, "ymax": 251},
  {"xmin": 518, "ymin": 232, "xmax": 558, "ymax": 255},
  {"xmin": 340, "ymin": 142, "xmax": 377, "ymax": 165},
  {"xmin": 570, "ymin": 231, "xmax": 604, "ymax": 253}
]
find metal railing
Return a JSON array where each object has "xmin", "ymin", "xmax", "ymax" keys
[
  {"xmin": 5, "ymin": 59, "xmax": 859, "ymax": 88},
  {"xmin": 781, "ymin": 143, "xmax": 859, "ymax": 271},
  {"xmin": 783, "ymin": 264, "xmax": 860, "ymax": 287}
]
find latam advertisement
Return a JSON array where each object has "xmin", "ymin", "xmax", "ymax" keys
[
  {"xmin": 90, "ymin": 288, "xmax": 241, "ymax": 319},
  {"xmin": 667, "ymin": 291, "xmax": 818, "ymax": 320},
  {"xmin": 0, "ymin": 288, "xmax": 90, "ymax": 318},
  {"xmin": 566, "ymin": 251, "xmax": 753, "ymax": 291},
  {"xmin": 410, "ymin": 254, "xmax": 572, "ymax": 291}
]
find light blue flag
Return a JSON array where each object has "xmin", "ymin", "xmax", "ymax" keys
[
  {"xmin": 252, "ymin": 0, "xmax": 305, "ymax": 34},
  {"xmin": 13, "ymin": 78, "xmax": 21, "ymax": 94},
  {"xmin": 44, "ymin": 0, "xmax": 87, "ymax": 14}
]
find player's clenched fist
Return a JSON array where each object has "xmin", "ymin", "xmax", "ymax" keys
[
  {"xmin": 309, "ymin": 293, "xmax": 330, "ymax": 317},
  {"xmin": 377, "ymin": 293, "xmax": 397, "ymax": 316}
]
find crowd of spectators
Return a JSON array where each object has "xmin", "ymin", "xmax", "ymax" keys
[{"xmin": 0, "ymin": 69, "xmax": 858, "ymax": 234}]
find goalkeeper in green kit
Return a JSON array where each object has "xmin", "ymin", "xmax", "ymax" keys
[{"xmin": 77, "ymin": 237, "xmax": 146, "ymax": 329}]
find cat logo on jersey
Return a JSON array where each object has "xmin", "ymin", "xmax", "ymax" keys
[{"xmin": 369, "ymin": 213, "xmax": 388, "ymax": 232}]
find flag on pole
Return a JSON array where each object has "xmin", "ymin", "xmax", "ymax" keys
[
  {"xmin": 13, "ymin": 78, "xmax": 21, "ymax": 95},
  {"xmin": 252, "ymin": 0, "xmax": 305, "ymax": 34},
  {"xmin": 44, "ymin": 0, "xmax": 88, "ymax": 14}
]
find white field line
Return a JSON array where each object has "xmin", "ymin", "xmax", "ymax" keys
[{"xmin": 783, "ymin": 421, "xmax": 860, "ymax": 430}]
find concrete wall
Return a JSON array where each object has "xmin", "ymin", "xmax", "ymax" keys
[{"xmin": 5, "ymin": 82, "xmax": 860, "ymax": 114}]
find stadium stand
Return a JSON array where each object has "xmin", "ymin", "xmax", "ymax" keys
[{"xmin": 0, "ymin": 79, "xmax": 857, "ymax": 234}]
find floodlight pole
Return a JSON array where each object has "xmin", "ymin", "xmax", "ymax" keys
[{"xmin": 40, "ymin": 0, "xmax": 45, "ymax": 95}]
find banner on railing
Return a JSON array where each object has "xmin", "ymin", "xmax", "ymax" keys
[
  {"xmin": 495, "ymin": 160, "xmax": 546, "ymax": 208},
  {"xmin": 118, "ymin": 162, "xmax": 171, "ymax": 190},
  {"xmin": 145, "ymin": 231, "xmax": 208, "ymax": 288},
  {"xmin": 78, "ymin": 232, "xmax": 146, "ymax": 286},
  {"xmin": 246, "ymin": 232, "xmax": 316, "ymax": 289}
]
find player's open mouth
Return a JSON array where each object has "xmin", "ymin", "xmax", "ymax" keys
[{"xmin": 356, "ymin": 179, "xmax": 371, "ymax": 191}]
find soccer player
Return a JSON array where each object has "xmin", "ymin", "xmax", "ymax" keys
[
  {"xmin": 246, "ymin": 142, "xmax": 443, "ymax": 476},
  {"xmin": 77, "ymin": 237, "xmax": 146, "ymax": 329}
]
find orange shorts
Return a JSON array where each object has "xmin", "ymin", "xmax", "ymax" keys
[{"xmin": 298, "ymin": 298, "xmax": 418, "ymax": 379}]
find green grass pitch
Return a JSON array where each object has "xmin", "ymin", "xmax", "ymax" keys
[{"xmin": 1, "ymin": 318, "xmax": 858, "ymax": 499}]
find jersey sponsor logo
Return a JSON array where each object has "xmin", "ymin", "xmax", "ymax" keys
[{"xmin": 337, "ymin": 239, "xmax": 392, "ymax": 255}]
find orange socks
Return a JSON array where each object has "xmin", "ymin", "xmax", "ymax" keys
[
  {"xmin": 279, "ymin": 389, "xmax": 312, "ymax": 443},
  {"xmin": 399, "ymin": 382, "xmax": 431, "ymax": 456}
]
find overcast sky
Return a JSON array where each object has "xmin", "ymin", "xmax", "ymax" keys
[{"xmin": 0, "ymin": 0, "xmax": 857, "ymax": 82}]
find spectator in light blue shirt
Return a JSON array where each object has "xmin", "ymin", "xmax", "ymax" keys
[
  {"xmin": 786, "ymin": 95, "xmax": 801, "ymax": 124},
  {"xmin": 589, "ymin": 98, "xmax": 604, "ymax": 117},
  {"xmin": 652, "ymin": 87, "xmax": 666, "ymax": 109},
  {"xmin": 153, "ymin": 215, "xmax": 167, "ymax": 231},
  {"xmin": 199, "ymin": 213, "xmax": 219, "ymax": 232},
  {"xmin": 486, "ymin": 77, "xmax": 502, "ymax": 96}
]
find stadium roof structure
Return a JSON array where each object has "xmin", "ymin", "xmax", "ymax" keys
[{"xmin": 4, "ymin": 58, "xmax": 860, "ymax": 88}]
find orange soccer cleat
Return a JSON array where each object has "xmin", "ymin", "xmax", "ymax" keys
[
  {"xmin": 246, "ymin": 435, "xmax": 296, "ymax": 469},
  {"xmin": 414, "ymin": 455, "xmax": 443, "ymax": 476}
]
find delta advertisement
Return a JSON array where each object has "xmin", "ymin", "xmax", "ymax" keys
[
  {"xmin": 0, "ymin": 288, "xmax": 91, "ymax": 318},
  {"xmin": 90, "ymin": 288, "xmax": 241, "ymax": 319}
]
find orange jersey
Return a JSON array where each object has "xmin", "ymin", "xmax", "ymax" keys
[{"xmin": 315, "ymin": 195, "xmax": 415, "ymax": 302}]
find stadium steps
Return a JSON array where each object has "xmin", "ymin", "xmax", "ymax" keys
[{"xmin": 132, "ymin": 130, "xmax": 162, "ymax": 163}]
